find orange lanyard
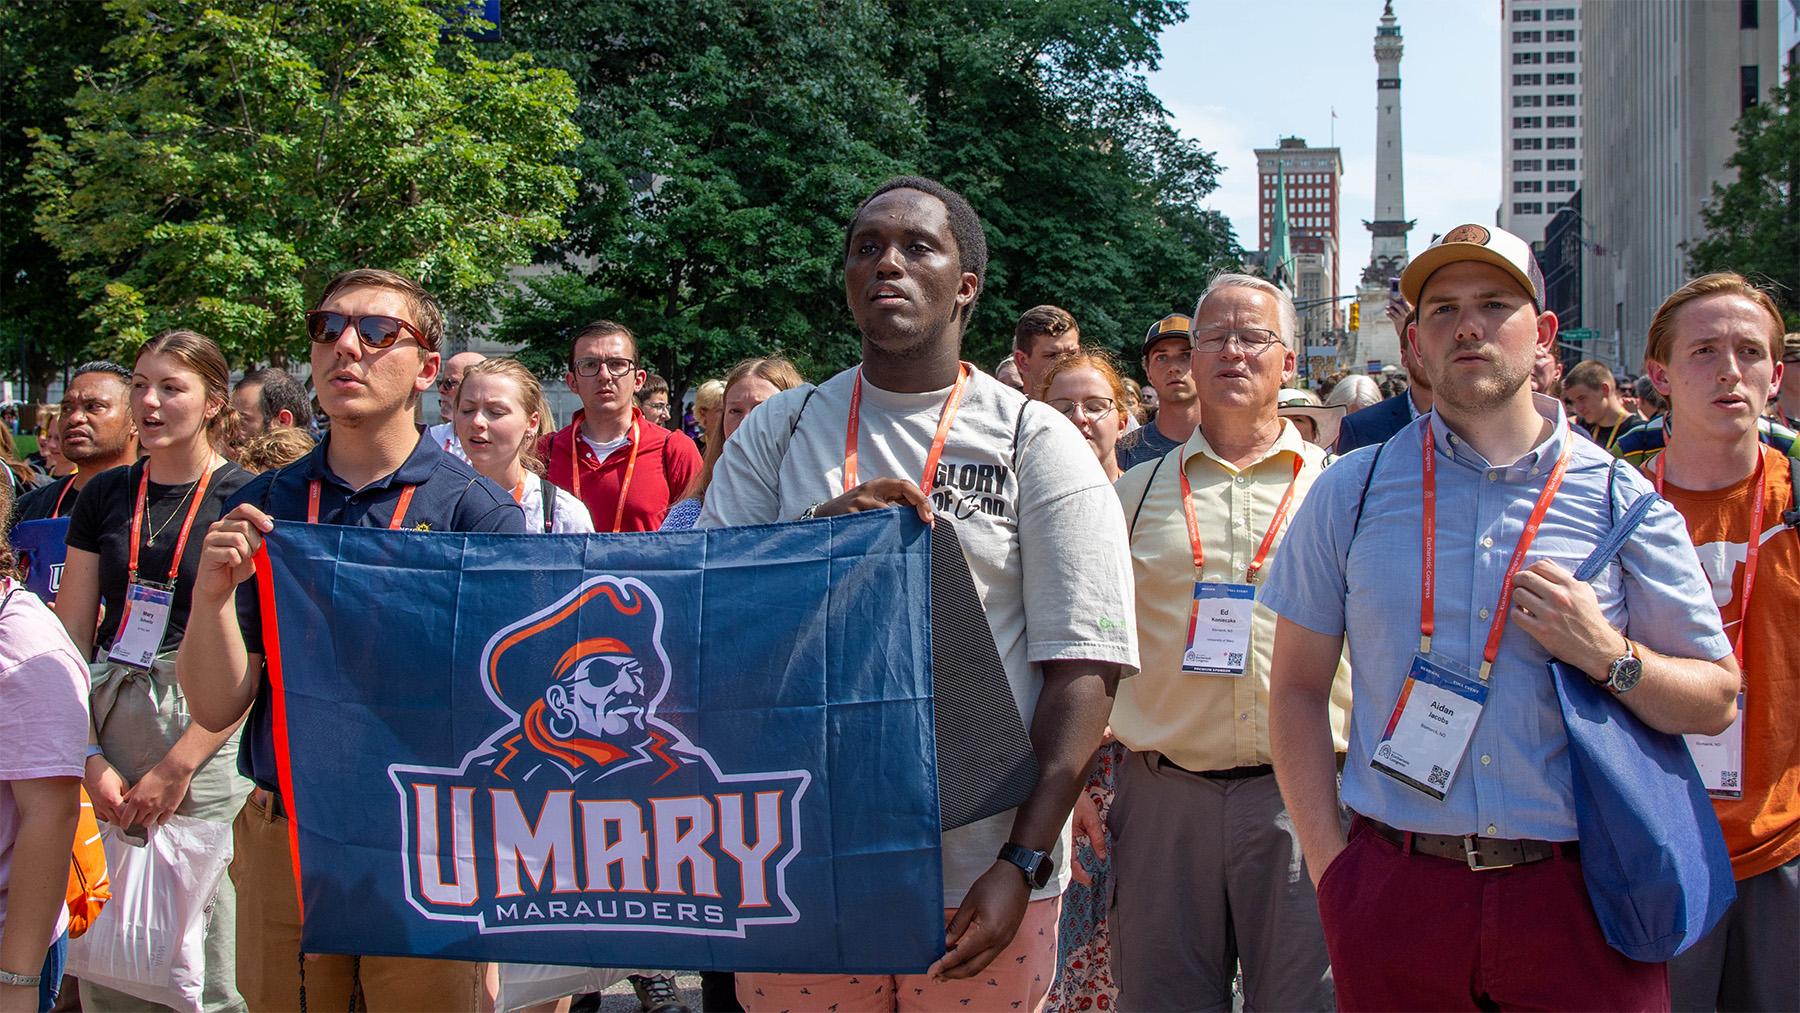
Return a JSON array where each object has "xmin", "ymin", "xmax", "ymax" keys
[
  {"xmin": 51, "ymin": 478, "xmax": 75, "ymax": 518},
  {"xmin": 1656, "ymin": 447, "xmax": 1767, "ymax": 665},
  {"xmin": 570, "ymin": 412, "xmax": 641, "ymax": 533},
  {"xmin": 307, "ymin": 479, "xmax": 416, "ymax": 529},
  {"xmin": 128, "ymin": 462, "xmax": 215, "ymax": 585},
  {"xmin": 511, "ymin": 478, "xmax": 527, "ymax": 503},
  {"xmin": 1179, "ymin": 452, "xmax": 1303, "ymax": 585},
  {"xmin": 843, "ymin": 363, "xmax": 972, "ymax": 494},
  {"xmin": 1420, "ymin": 427, "xmax": 1573, "ymax": 680}
]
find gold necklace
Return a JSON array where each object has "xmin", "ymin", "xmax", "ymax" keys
[{"xmin": 143, "ymin": 460, "xmax": 210, "ymax": 546}]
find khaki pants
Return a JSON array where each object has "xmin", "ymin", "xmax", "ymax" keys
[{"xmin": 231, "ymin": 792, "xmax": 484, "ymax": 1012}]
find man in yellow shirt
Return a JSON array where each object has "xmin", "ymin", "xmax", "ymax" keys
[{"xmin": 1109, "ymin": 273, "xmax": 1351, "ymax": 1011}]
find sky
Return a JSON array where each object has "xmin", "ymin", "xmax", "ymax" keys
[{"xmin": 1147, "ymin": 0, "xmax": 1504, "ymax": 299}]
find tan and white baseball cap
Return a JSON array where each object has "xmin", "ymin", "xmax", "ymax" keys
[{"xmin": 1400, "ymin": 223, "xmax": 1546, "ymax": 309}]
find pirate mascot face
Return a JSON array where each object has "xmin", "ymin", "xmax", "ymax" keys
[{"xmin": 476, "ymin": 579, "xmax": 686, "ymax": 783}]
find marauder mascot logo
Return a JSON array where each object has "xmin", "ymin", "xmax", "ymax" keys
[{"xmin": 389, "ymin": 577, "xmax": 810, "ymax": 937}]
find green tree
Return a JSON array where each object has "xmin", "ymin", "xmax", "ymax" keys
[
  {"xmin": 27, "ymin": 0, "xmax": 582, "ymax": 365},
  {"xmin": 0, "ymin": 2, "xmax": 113, "ymax": 400},
  {"xmin": 493, "ymin": 0, "xmax": 921, "ymax": 390},
  {"xmin": 495, "ymin": 0, "xmax": 1237, "ymax": 394},
  {"xmin": 1690, "ymin": 71, "xmax": 1799, "ymax": 328}
]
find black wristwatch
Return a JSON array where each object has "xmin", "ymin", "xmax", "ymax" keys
[
  {"xmin": 1602, "ymin": 639, "xmax": 1644, "ymax": 694},
  {"xmin": 997, "ymin": 843, "xmax": 1054, "ymax": 889}
]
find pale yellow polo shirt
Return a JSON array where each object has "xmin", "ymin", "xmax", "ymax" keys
[{"xmin": 1111, "ymin": 420, "xmax": 1351, "ymax": 770}]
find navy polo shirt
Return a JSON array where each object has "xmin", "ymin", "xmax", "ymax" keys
[{"xmin": 231, "ymin": 428, "xmax": 524, "ymax": 791}]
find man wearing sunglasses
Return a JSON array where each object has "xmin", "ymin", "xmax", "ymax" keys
[
  {"xmin": 1108, "ymin": 274, "xmax": 1346, "ymax": 1010},
  {"xmin": 424, "ymin": 351, "xmax": 487, "ymax": 461},
  {"xmin": 537, "ymin": 321, "xmax": 700, "ymax": 532},
  {"xmin": 178, "ymin": 267, "xmax": 523, "ymax": 1013}
]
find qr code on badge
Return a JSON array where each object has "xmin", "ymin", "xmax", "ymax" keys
[
  {"xmin": 1226, "ymin": 651, "xmax": 1245, "ymax": 668},
  {"xmin": 1721, "ymin": 770, "xmax": 1740, "ymax": 789},
  {"xmin": 1428, "ymin": 765, "xmax": 1451, "ymax": 790}
]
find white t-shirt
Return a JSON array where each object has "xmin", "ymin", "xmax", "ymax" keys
[
  {"xmin": 518, "ymin": 477, "xmax": 596, "ymax": 534},
  {"xmin": 426, "ymin": 422, "xmax": 468, "ymax": 462},
  {"xmin": 580, "ymin": 433, "xmax": 630, "ymax": 461},
  {"xmin": 698, "ymin": 366, "xmax": 1138, "ymax": 905}
]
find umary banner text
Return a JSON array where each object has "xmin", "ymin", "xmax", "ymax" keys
[{"xmin": 255, "ymin": 511, "xmax": 944, "ymax": 973}]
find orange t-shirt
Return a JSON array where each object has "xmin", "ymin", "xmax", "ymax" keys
[{"xmin": 1653, "ymin": 448, "xmax": 1800, "ymax": 880}]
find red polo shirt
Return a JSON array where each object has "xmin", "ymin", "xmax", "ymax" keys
[{"xmin": 538, "ymin": 409, "xmax": 701, "ymax": 532}]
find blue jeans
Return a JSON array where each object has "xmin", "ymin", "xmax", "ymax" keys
[{"xmin": 38, "ymin": 932, "xmax": 67, "ymax": 1012}]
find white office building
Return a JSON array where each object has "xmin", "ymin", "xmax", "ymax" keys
[{"xmin": 1499, "ymin": 0, "xmax": 1583, "ymax": 246}]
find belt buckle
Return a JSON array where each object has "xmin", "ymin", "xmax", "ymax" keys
[{"xmin": 1463, "ymin": 835, "xmax": 1516, "ymax": 871}]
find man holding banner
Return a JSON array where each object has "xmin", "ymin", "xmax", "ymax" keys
[
  {"xmin": 700, "ymin": 175, "xmax": 1137, "ymax": 1011},
  {"xmin": 178, "ymin": 268, "xmax": 524, "ymax": 1012}
]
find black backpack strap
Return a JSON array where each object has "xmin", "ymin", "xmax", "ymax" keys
[
  {"xmin": 1785, "ymin": 446, "xmax": 1800, "ymax": 531},
  {"xmin": 789, "ymin": 386, "xmax": 820, "ymax": 438},
  {"xmin": 1350, "ymin": 436, "xmax": 1391, "ymax": 539},
  {"xmin": 540, "ymin": 475, "xmax": 555, "ymax": 533},
  {"xmin": 1128, "ymin": 454, "xmax": 1168, "ymax": 539}
]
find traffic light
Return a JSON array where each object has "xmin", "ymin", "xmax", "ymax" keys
[{"xmin": 1348, "ymin": 302, "xmax": 1360, "ymax": 331}]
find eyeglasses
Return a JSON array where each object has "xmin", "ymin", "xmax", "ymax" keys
[
  {"xmin": 571, "ymin": 357, "xmax": 637, "ymax": 379},
  {"xmin": 437, "ymin": 376, "xmax": 461, "ymax": 394},
  {"xmin": 1192, "ymin": 328, "xmax": 1284, "ymax": 354},
  {"xmin": 1048, "ymin": 397, "xmax": 1117, "ymax": 420},
  {"xmin": 306, "ymin": 311, "xmax": 431, "ymax": 350}
]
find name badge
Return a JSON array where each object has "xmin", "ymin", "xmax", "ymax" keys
[
  {"xmin": 1182, "ymin": 582, "xmax": 1255, "ymax": 675},
  {"xmin": 1371, "ymin": 653, "xmax": 1487, "ymax": 800},
  {"xmin": 1685, "ymin": 691, "xmax": 1746, "ymax": 801},
  {"xmin": 107, "ymin": 580, "xmax": 175, "ymax": 671}
]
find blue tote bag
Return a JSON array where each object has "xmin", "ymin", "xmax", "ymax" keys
[{"xmin": 1549, "ymin": 488, "xmax": 1736, "ymax": 964}]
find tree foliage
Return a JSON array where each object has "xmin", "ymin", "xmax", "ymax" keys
[
  {"xmin": 27, "ymin": 0, "xmax": 582, "ymax": 365},
  {"xmin": 0, "ymin": 2, "xmax": 113, "ymax": 400},
  {"xmin": 1690, "ymin": 70, "xmax": 1799, "ymax": 329},
  {"xmin": 495, "ymin": 0, "xmax": 1238, "ymax": 392}
]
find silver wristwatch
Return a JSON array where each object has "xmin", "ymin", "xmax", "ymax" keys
[
  {"xmin": 1603, "ymin": 639, "xmax": 1644, "ymax": 694},
  {"xmin": 0, "ymin": 968, "xmax": 44, "ymax": 987}
]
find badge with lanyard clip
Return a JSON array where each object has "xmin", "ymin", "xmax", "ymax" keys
[
  {"xmin": 1662, "ymin": 448, "xmax": 1766, "ymax": 801},
  {"xmin": 108, "ymin": 463, "xmax": 217, "ymax": 671},
  {"xmin": 1371, "ymin": 429, "xmax": 1572, "ymax": 800},
  {"xmin": 1178, "ymin": 455, "xmax": 1302, "ymax": 676}
]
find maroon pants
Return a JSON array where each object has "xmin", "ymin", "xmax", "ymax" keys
[{"xmin": 1317, "ymin": 818, "xmax": 1668, "ymax": 1012}]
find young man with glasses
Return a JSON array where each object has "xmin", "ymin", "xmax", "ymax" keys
[
  {"xmin": 1265, "ymin": 225, "xmax": 1736, "ymax": 1009},
  {"xmin": 538, "ymin": 321, "xmax": 700, "ymax": 532},
  {"xmin": 178, "ymin": 268, "xmax": 523, "ymax": 1012},
  {"xmin": 425, "ymin": 351, "xmax": 487, "ymax": 461},
  {"xmin": 1115, "ymin": 313, "xmax": 1200, "ymax": 472},
  {"xmin": 1108, "ymin": 274, "xmax": 1346, "ymax": 1010},
  {"xmin": 699, "ymin": 175, "xmax": 1136, "ymax": 1012}
]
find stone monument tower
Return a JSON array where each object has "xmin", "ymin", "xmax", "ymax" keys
[{"xmin": 1353, "ymin": 1, "xmax": 1414, "ymax": 372}]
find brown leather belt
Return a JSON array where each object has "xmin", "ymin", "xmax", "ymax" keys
[{"xmin": 1360, "ymin": 815, "xmax": 1578, "ymax": 871}]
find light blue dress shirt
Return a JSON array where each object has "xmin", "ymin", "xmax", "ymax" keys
[{"xmin": 1262, "ymin": 395, "xmax": 1729, "ymax": 841}]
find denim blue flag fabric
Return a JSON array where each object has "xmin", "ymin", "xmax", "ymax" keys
[
  {"xmin": 1551, "ymin": 489, "xmax": 1735, "ymax": 963},
  {"xmin": 255, "ymin": 510, "xmax": 944, "ymax": 973},
  {"xmin": 10, "ymin": 517, "xmax": 70, "ymax": 602}
]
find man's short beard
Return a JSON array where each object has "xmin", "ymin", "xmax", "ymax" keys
[
  {"xmin": 63, "ymin": 437, "xmax": 128, "ymax": 464},
  {"xmin": 1437, "ymin": 362, "xmax": 1529, "ymax": 414}
]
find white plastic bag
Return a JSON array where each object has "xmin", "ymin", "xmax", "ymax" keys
[
  {"xmin": 495, "ymin": 963, "xmax": 632, "ymax": 1012},
  {"xmin": 66, "ymin": 815, "xmax": 233, "ymax": 1013}
]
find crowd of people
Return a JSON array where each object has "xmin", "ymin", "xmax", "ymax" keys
[{"xmin": 1, "ymin": 172, "xmax": 1797, "ymax": 1013}]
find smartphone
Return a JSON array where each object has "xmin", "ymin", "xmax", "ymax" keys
[{"xmin": 1388, "ymin": 276, "xmax": 1401, "ymax": 300}]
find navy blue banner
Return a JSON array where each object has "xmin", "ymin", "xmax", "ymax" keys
[
  {"xmin": 256, "ymin": 511, "xmax": 944, "ymax": 973},
  {"xmin": 10, "ymin": 517, "xmax": 70, "ymax": 602}
]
